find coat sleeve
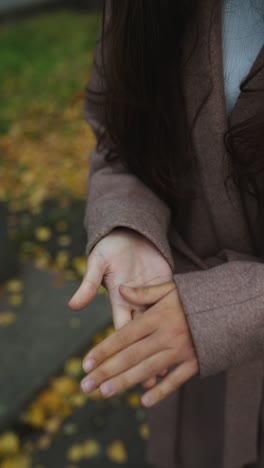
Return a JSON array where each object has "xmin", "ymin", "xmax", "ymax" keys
[
  {"xmin": 174, "ymin": 248, "xmax": 264, "ymax": 378},
  {"xmin": 82, "ymin": 7, "xmax": 175, "ymax": 274}
]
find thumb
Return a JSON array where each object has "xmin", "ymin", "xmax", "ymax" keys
[
  {"xmin": 67, "ymin": 254, "xmax": 104, "ymax": 311},
  {"xmin": 119, "ymin": 280, "xmax": 175, "ymax": 305}
]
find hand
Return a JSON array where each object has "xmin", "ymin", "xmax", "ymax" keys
[
  {"xmin": 67, "ymin": 227, "xmax": 173, "ymax": 388},
  {"xmin": 80, "ymin": 280, "xmax": 199, "ymax": 407}
]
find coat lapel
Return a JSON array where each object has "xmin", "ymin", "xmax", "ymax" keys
[{"xmin": 181, "ymin": 1, "xmax": 264, "ymax": 467}]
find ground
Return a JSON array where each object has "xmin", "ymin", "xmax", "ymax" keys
[{"xmin": 0, "ymin": 7, "xmax": 153, "ymax": 468}]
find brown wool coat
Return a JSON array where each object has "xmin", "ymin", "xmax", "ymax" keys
[{"xmin": 83, "ymin": 0, "xmax": 264, "ymax": 467}]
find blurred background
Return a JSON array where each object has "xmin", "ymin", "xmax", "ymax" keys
[{"xmin": 0, "ymin": 1, "xmax": 151, "ymax": 467}]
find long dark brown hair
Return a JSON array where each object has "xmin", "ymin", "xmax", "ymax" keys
[{"xmin": 85, "ymin": 0, "xmax": 264, "ymax": 250}]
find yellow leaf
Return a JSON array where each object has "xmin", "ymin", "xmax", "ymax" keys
[
  {"xmin": 8, "ymin": 294, "xmax": 23, "ymax": 306},
  {"xmin": 0, "ymin": 312, "xmax": 17, "ymax": 326},
  {"xmin": 98, "ymin": 285, "xmax": 108, "ymax": 296},
  {"xmin": 57, "ymin": 235, "xmax": 71, "ymax": 247},
  {"xmin": 39, "ymin": 390, "xmax": 63, "ymax": 412},
  {"xmin": 126, "ymin": 392, "xmax": 141, "ymax": 408},
  {"xmin": 106, "ymin": 440, "xmax": 128, "ymax": 464},
  {"xmin": 36, "ymin": 435, "xmax": 52, "ymax": 450},
  {"xmin": 67, "ymin": 444, "xmax": 83, "ymax": 462},
  {"xmin": 55, "ymin": 251, "xmax": 69, "ymax": 270},
  {"xmin": 104, "ymin": 326, "xmax": 114, "ymax": 337},
  {"xmin": 55, "ymin": 221, "xmax": 68, "ymax": 232},
  {"xmin": 70, "ymin": 393, "xmax": 86, "ymax": 407},
  {"xmin": 35, "ymin": 227, "xmax": 52, "ymax": 242},
  {"xmin": 139, "ymin": 423, "xmax": 149, "ymax": 440},
  {"xmin": 34, "ymin": 253, "xmax": 51, "ymax": 270},
  {"xmin": 6, "ymin": 280, "xmax": 23, "ymax": 293},
  {"xmin": 44, "ymin": 417, "xmax": 62, "ymax": 434},
  {"xmin": 0, "ymin": 454, "xmax": 32, "ymax": 468},
  {"xmin": 82, "ymin": 439, "xmax": 100, "ymax": 458},
  {"xmin": 93, "ymin": 333, "xmax": 105, "ymax": 346},
  {"xmin": 24, "ymin": 403, "xmax": 45, "ymax": 428},
  {"xmin": 71, "ymin": 257, "xmax": 86, "ymax": 276},
  {"xmin": 63, "ymin": 270, "xmax": 77, "ymax": 281},
  {"xmin": 64, "ymin": 358, "xmax": 83, "ymax": 378},
  {"xmin": 0, "ymin": 432, "xmax": 20, "ymax": 457},
  {"xmin": 51, "ymin": 376, "xmax": 79, "ymax": 396}
]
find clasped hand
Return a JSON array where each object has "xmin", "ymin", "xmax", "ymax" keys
[{"xmin": 80, "ymin": 280, "xmax": 199, "ymax": 407}]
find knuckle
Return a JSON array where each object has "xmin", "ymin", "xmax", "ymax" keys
[
  {"xmin": 125, "ymin": 347, "xmax": 139, "ymax": 367},
  {"xmin": 96, "ymin": 366, "xmax": 110, "ymax": 383},
  {"xmin": 162, "ymin": 326, "xmax": 178, "ymax": 348},
  {"xmin": 145, "ymin": 359, "xmax": 157, "ymax": 376},
  {"xmin": 117, "ymin": 330, "xmax": 130, "ymax": 349}
]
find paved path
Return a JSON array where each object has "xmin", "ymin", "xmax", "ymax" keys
[{"xmin": 0, "ymin": 262, "xmax": 111, "ymax": 431}]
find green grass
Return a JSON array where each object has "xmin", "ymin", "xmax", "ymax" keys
[{"xmin": 0, "ymin": 8, "xmax": 101, "ymax": 132}]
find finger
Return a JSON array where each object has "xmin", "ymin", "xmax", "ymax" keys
[
  {"xmin": 82, "ymin": 333, "xmax": 160, "ymax": 381},
  {"xmin": 109, "ymin": 296, "xmax": 146, "ymax": 331},
  {"xmin": 141, "ymin": 376, "xmax": 157, "ymax": 390},
  {"xmin": 119, "ymin": 281, "xmax": 175, "ymax": 306},
  {"xmin": 158, "ymin": 368, "xmax": 169, "ymax": 378},
  {"xmin": 67, "ymin": 252, "xmax": 104, "ymax": 311},
  {"xmin": 83, "ymin": 305, "xmax": 158, "ymax": 368},
  {"xmin": 141, "ymin": 359, "xmax": 199, "ymax": 407},
  {"xmin": 110, "ymin": 299, "xmax": 132, "ymax": 331},
  {"xmin": 131, "ymin": 308, "xmax": 157, "ymax": 389},
  {"xmin": 97, "ymin": 349, "xmax": 178, "ymax": 397}
]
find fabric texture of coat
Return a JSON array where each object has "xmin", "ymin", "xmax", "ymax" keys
[{"xmin": 82, "ymin": 0, "xmax": 264, "ymax": 467}]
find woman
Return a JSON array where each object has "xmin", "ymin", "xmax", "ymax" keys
[{"xmin": 68, "ymin": 1, "xmax": 264, "ymax": 467}]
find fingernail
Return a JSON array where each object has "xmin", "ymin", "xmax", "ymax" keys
[
  {"xmin": 100, "ymin": 381, "xmax": 115, "ymax": 397},
  {"xmin": 83, "ymin": 358, "xmax": 96, "ymax": 373},
  {"xmin": 141, "ymin": 394, "xmax": 153, "ymax": 407},
  {"xmin": 81, "ymin": 379, "xmax": 96, "ymax": 393}
]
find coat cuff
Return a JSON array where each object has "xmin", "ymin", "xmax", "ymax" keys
[
  {"xmin": 84, "ymin": 199, "xmax": 175, "ymax": 273},
  {"xmin": 174, "ymin": 261, "xmax": 264, "ymax": 377}
]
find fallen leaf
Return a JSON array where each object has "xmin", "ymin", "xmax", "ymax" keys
[
  {"xmin": 8, "ymin": 294, "xmax": 23, "ymax": 306},
  {"xmin": 104, "ymin": 326, "xmax": 114, "ymax": 337},
  {"xmin": 139, "ymin": 423, "xmax": 149, "ymax": 440},
  {"xmin": 6, "ymin": 280, "xmax": 23, "ymax": 293},
  {"xmin": 55, "ymin": 221, "xmax": 68, "ymax": 232},
  {"xmin": 66, "ymin": 444, "xmax": 83, "ymax": 462},
  {"xmin": 98, "ymin": 285, "xmax": 108, "ymax": 296},
  {"xmin": 44, "ymin": 417, "xmax": 62, "ymax": 434},
  {"xmin": 70, "ymin": 393, "xmax": 86, "ymax": 407},
  {"xmin": 24, "ymin": 403, "xmax": 46, "ymax": 428},
  {"xmin": 106, "ymin": 440, "xmax": 128, "ymax": 464},
  {"xmin": 55, "ymin": 251, "xmax": 69, "ymax": 270},
  {"xmin": 127, "ymin": 392, "xmax": 141, "ymax": 408},
  {"xmin": 82, "ymin": 439, "xmax": 101, "ymax": 458},
  {"xmin": 35, "ymin": 435, "xmax": 52, "ymax": 450},
  {"xmin": 71, "ymin": 257, "xmax": 86, "ymax": 277},
  {"xmin": 51, "ymin": 376, "xmax": 79, "ymax": 396},
  {"xmin": 34, "ymin": 253, "xmax": 51, "ymax": 270},
  {"xmin": 35, "ymin": 227, "xmax": 52, "ymax": 242},
  {"xmin": 93, "ymin": 333, "xmax": 105, "ymax": 345},
  {"xmin": 39, "ymin": 390, "xmax": 64, "ymax": 412},
  {"xmin": 57, "ymin": 235, "xmax": 71, "ymax": 247},
  {"xmin": 0, "ymin": 312, "xmax": 17, "ymax": 326},
  {"xmin": 0, "ymin": 432, "xmax": 20, "ymax": 457},
  {"xmin": 0, "ymin": 454, "xmax": 32, "ymax": 468},
  {"xmin": 64, "ymin": 358, "xmax": 83, "ymax": 378}
]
